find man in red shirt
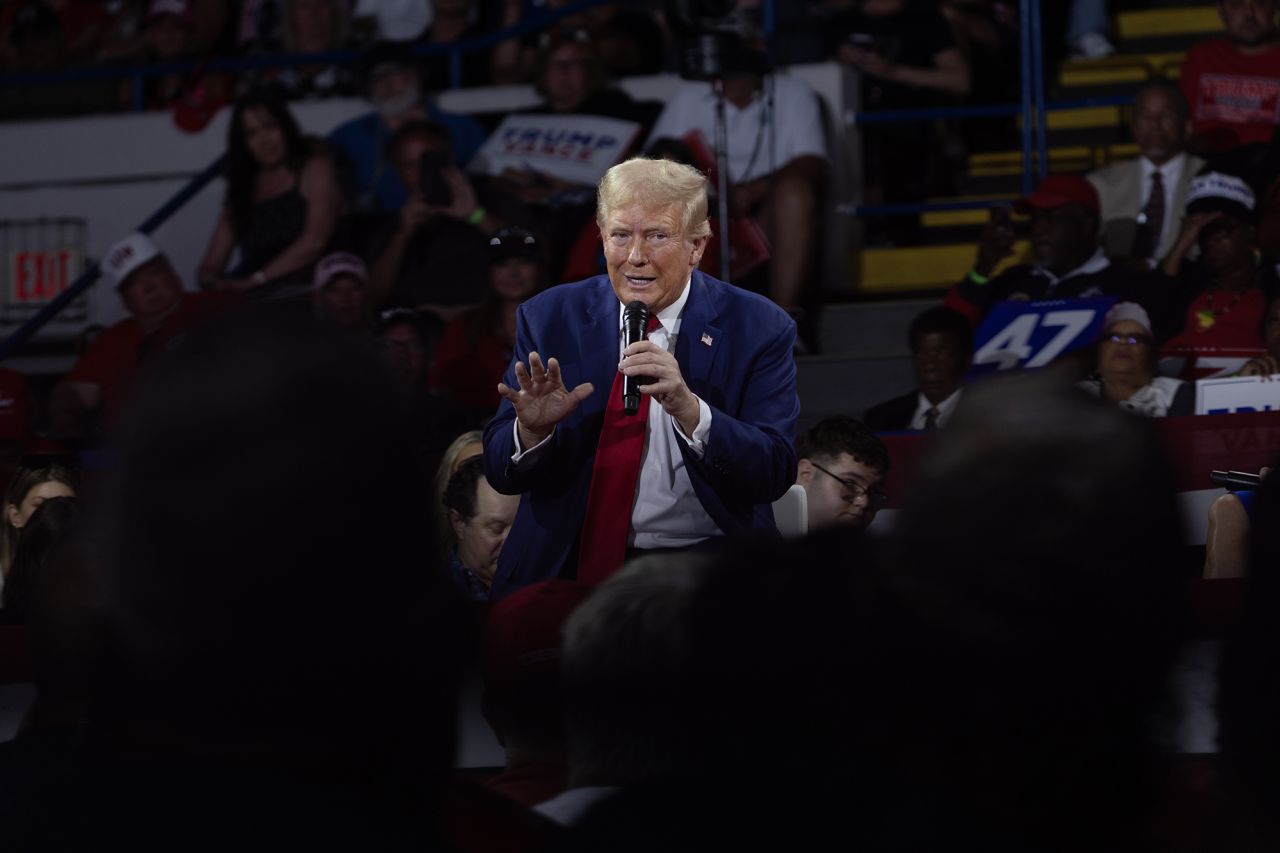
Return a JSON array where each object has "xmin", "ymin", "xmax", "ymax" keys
[
  {"xmin": 50, "ymin": 232, "xmax": 229, "ymax": 440},
  {"xmin": 1180, "ymin": 0, "xmax": 1280, "ymax": 151}
]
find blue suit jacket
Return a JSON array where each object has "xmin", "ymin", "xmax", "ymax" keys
[{"xmin": 482, "ymin": 271, "xmax": 800, "ymax": 599}]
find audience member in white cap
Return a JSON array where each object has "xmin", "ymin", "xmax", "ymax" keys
[
  {"xmin": 1140, "ymin": 171, "xmax": 1280, "ymax": 359},
  {"xmin": 49, "ymin": 232, "xmax": 231, "ymax": 441},
  {"xmin": 312, "ymin": 251, "xmax": 370, "ymax": 333},
  {"xmin": 1077, "ymin": 302, "xmax": 1192, "ymax": 418}
]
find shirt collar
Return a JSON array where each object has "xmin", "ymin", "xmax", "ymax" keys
[
  {"xmin": 912, "ymin": 387, "xmax": 963, "ymax": 426},
  {"xmin": 1141, "ymin": 151, "xmax": 1186, "ymax": 182},
  {"xmin": 616, "ymin": 275, "xmax": 692, "ymax": 333},
  {"xmin": 1036, "ymin": 247, "xmax": 1110, "ymax": 284}
]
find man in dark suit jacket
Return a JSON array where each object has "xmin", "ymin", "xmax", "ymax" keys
[
  {"xmin": 864, "ymin": 306, "xmax": 972, "ymax": 431},
  {"xmin": 483, "ymin": 158, "xmax": 799, "ymax": 599}
]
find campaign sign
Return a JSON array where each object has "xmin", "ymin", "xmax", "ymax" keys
[
  {"xmin": 969, "ymin": 297, "xmax": 1116, "ymax": 379},
  {"xmin": 1195, "ymin": 375, "xmax": 1280, "ymax": 415},
  {"xmin": 467, "ymin": 114, "xmax": 642, "ymax": 186}
]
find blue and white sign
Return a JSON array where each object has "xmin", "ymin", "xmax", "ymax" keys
[
  {"xmin": 1195, "ymin": 374, "xmax": 1280, "ymax": 415},
  {"xmin": 969, "ymin": 297, "xmax": 1116, "ymax": 379},
  {"xmin": 467, "ymin": 114, "xmax": 642, "ymax": 186}
]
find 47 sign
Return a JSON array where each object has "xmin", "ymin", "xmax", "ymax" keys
[{"xmin": 969, "ymin": 297, "xmax": 1116, "ymax": 379}]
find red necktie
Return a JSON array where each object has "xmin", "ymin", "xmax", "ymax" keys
[{"xmin": 577, "ymin": 315, "xmax": 660, "ymax": 583}]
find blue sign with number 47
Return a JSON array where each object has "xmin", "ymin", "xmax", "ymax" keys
[{"xmin": 968, "ymin": 297, "xmax": 1116, "ymax": 380}]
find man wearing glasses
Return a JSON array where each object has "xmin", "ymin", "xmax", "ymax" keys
[{"xmin": 794, "ymin": 417, "xmax": 889, "ymax": 532}]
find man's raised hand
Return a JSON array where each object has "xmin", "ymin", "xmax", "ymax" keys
[{"xmin": 498, "ymin": 352, "xmax": 594, "ymax": 447}]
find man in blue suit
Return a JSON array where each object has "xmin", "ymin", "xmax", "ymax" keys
[{"xmin": 482, "ymin": 158, "xmax": 799, "ymax": 599}]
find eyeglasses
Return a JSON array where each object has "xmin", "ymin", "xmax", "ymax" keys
[
  {"xmin": 1105, "ymin": 333, "xmax": 1153, "ymax": 346},
  {"xmin": 810, "ymin": 462, "xmax": 887, "ymax": 507}
]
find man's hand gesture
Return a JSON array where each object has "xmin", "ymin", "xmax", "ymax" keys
[{"xmin": 498, "ymin": 352, "xmax": 594, "ymax": 448}]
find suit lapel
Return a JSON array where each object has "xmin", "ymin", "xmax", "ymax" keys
[
  {"xmin": 676, "ymin": 271, "xmax": 724, "ymax": 392},
  {"xmin": 579, "ymin": 278, "xmax": 622, "ymax": 410}
]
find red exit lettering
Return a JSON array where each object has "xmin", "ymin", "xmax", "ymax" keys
[{"xmin": 11, "ymin": 249, "xmax": 74, "ymax": 303}]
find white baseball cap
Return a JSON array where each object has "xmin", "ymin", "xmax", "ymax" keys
[
  {"xmin": 352, "ymin": 0, "xmax": 432, "ymax": 42},
  {"xmin": 101, "ymin": 232, "xmax": 162, "ymax": 289},
  {"xmin": 313, "ymin": 252, "xmax": 369, "ymax": 291}
]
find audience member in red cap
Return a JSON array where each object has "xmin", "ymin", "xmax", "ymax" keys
[
  {"xmin": 944, "ymin": 173, "xmax": 1135, "ymax": 324},
  {"xmin": 481, "ymin": 580, "xmax": 594, "ymax": 807},
  {"xmin": 430, "ymin": 227, "xmax": 544, "ymax": 419},
  {"xmin": 50, "ymin": 233, "xmax": 232, "ymax": 442}
]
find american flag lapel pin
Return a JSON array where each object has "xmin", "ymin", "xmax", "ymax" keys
[{"xmin": 700, "ymin": 331, "xmax": 714, "ymax": 347}]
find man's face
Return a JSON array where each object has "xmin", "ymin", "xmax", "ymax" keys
[
  {"xmin": 1219, "ymin": 0, "xmax": 1277, "ymax": 47},
  {"xmin": 119, "ymin": 257, "xmax": 183, "ymax": 327},
  {"xmin": 452, "ymin": 478, "xmax": 520, "ymax": 588},
  {"xmin": 912, "ymin": 331, "xmax": 969, "ymax": 403},
  {"xmin": 315, "ymin": 274, "xmax": 367, "ymax": 328},
  {"xmin": 602, "ymin": 202, "xmax": 707, "ymax": 313},
  {"xmin": 1029, "ymin": 204, "xmax": 1095, "ymax": 271},
  {"xmin": 368, "ymin": 62, "xmax": 420, "ymax": 117},
  {"xmin": 1132, "ymin": 87, "xmax": 1187, "ymax": 164},
  {"xmin": 379, "ymin": 321, "xmax": 426, "ymax": 385},
  {"xmin": 797, "ymin": 452, "xmax": 884, "ymax": 532},
  {"xmin": 543, "ymin": 42, "xmax": 591, "ymax": 111}
]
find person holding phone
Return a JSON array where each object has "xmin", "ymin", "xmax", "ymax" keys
[{"xmin": 366, "ymin": 120, "xmax": 505, "ymax": 318}]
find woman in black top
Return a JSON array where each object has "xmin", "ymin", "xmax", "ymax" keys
[{"xmin": 197, "ymin": 86, "xmax": 341, "ymax": 293}]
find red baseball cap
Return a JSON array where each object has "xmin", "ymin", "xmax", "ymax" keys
[{"xmin": 1014, "ymin": 174, "xmax": 1100, "ymax": 215}]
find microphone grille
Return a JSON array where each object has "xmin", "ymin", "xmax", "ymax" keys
[{"xmin": 623, "ymin": 300, "xmax": 649, "ymax": 322}]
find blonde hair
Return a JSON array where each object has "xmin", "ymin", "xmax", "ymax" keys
[
  {"xmin": 596, "ymin": 158, "xmax": 712, "ymax": 241},
  {"xmin": 433, "ymin": 430, "xmax": 484, "ymax": 559}
]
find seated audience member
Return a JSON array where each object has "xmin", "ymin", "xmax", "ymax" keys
[
  {"xmin": 197, "ymin": 87, "xmax": 341, "ymax": 294},
  {"xmin": 431, "ymin": 227, "xmax": 543, "ymax": 418},
  {"xmin": 794, "ymin": 417, "xmax": 888, "ymax": 534},
  {"xmin": 829, "ymin": 0, "xmax": 970, "ymax": 233},
  {"xmin": 375, "ymin": 309, "xmax": 475, "ymax": 463},
  {"xmin": 258, "ymin": 0, "xmax": 359, "ymax": 99},
  {"xmin": 481, "ymin": 580, "xmax": 594, "ymax": 807},
  {"xmin": 870, "ymin": 373, "xmax": 1187, "ymax": 852},
  {"xmin": 417, "ymin": 0, "xmax": 492, "ymax": 88},
  {"xmin": 329, "ymin": 41, "xmax": 488, "ymax": 215},
  {"xmin": 538, "ymin": 552, "xmax": 713, "ymax": 827},
  {"xmin": 1238, "ymin": 295, "xmax": 1280, "ymax": 375},
  {"xmin": 1088, "ymin": 80, "xmax": 1206, "ymax": 266},
  {"xmin": 312, "ymin": 251, "xmax": 371, "ymax": 333},
  {"xmin": 443, "ymin": 456, "xmax": 519, "ymax": 601},
  {"xmin": 433, "ymin": 429, "xmax": 483, "ymax": 561},
  {"xmin": 864, "ymin": 306, "xmax": 972, "ymax": 431},
  {"xmin": 4, "ymin": 0, "xmax": 64, "ymax": 70},
  {"xmin": 134, "ymin": 0, "xmax": 230, "ymax": 112},
  {"xmin": 944, "ymin": 174, "xmax": 1132, "ymax": 325},
  {"xmin": 1179, "ymin": 0, "xmax": 1280, "ymax": 152},
  {"xmin": 645, "ymin": 39, "xmax": 828, "ymax": 314},
  {"xmin": 0, "ymin": 496, "xmax": 78, "ymax": 624},
  {"xmin": 50, "ymin": 233, "xmax": 231, "ymax": 441},
  {"xmin": 366, "ymin": 121, "xmax": 500, "ymax": 315},
  {"xmin": 527, "ymin": 27, "xmax": 654, "ymax": 127},
  {"xmin": 0, "ymin": 457, "xmax": 76, "ymax": 602},
  {"xmin": 1077, "ymin": 302, "xmax": 1193, "ymax": 417},
  {"xmin": 23, "ymin": 310, "xmax": 466, "ymax": 851},
  {"xmin": 1139, "ymin": 171, "xmax": 1280, "ymax": 351}
]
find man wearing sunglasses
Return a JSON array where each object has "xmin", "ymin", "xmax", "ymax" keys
[{"xmin": 795, "ymin": 417, "xmax": 889, "ymax": 532}]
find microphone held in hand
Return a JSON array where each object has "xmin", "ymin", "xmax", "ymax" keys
[{"xmin": 622, "ymin": 300, "xmax": 650, "ymax": 416}]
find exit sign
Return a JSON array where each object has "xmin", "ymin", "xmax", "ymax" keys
[{"xmin": 8, "ymin": 248, "xmax": 81, "ymax": 303}]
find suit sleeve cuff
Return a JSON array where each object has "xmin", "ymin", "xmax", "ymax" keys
[
  {"xmin": 672, "ymin": 397, "xmax": 711, "ymax": 457},
  {"xmin": 511, "ymin": 420, "xmax": 554, "ymax": 464}
]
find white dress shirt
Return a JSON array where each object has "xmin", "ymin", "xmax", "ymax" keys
[
  {"xmin": 908, "ymin": 387, "xmax": 963, "ymax": 430},
  {"xmin": 511, "ymin": 277, "xmax": 722, "ymax": 550}
]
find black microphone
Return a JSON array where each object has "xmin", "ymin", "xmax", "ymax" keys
[{"xmin": 622, "ymin": 300, "xmax": 650, "ymax": 416}]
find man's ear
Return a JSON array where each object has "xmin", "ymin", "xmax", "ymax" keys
[
  {"xmin": 689, "ymin": 233, "xmax": 709, "ymax": 268},
  {"xmin": 795, "ymin": 458, "xmax": 814, "ymax": 486}
]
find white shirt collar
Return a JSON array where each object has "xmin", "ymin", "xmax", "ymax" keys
[
  {"xmin": 911, "ymin": 387, "xmax": 963, "ymax": 429},
  {"xmin": 616, "ymin": 275, "xmax": 692, "ymax": 334},
  {"xmin": 1140, "ymin": 151, "xmax": 1187, "ymax": 183},
  {"xmin": 1037, "ymin": 247, "xmax": 1110, "ymax": 284}
]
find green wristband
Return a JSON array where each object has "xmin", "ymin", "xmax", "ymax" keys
[
  {"xmin": 467, "ymin": 206, "xmax": 487, "ymax": 226},
  {"xmin": 967, "ymin": 268, "xmax": 990, "ymax": 286}
]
